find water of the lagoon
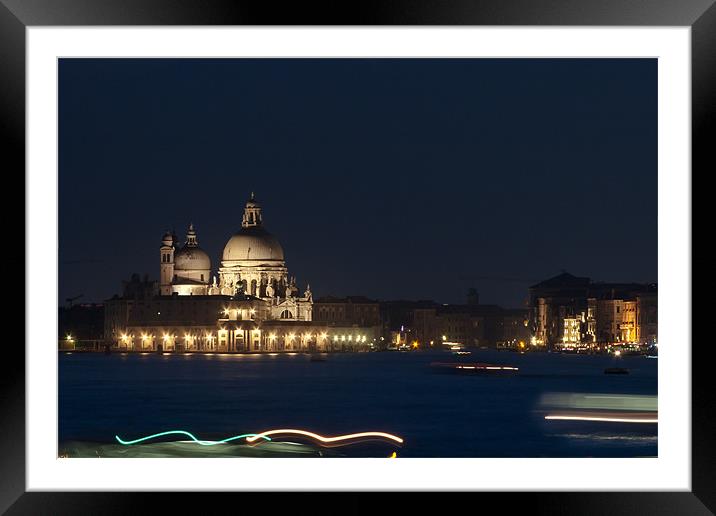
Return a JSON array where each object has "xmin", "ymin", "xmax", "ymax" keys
[{"xmin": 58, "ymin": 350, "xmax": 657, "ymax": 457}]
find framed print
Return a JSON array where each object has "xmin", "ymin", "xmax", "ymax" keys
[{"xmin": 4, "ymin": 0, "xmax": 711, "ymax": 513}]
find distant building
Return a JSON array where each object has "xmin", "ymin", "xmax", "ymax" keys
[
  {"xmin": 59, "ymin": 303, "xmax": 104, "ymax": 341},
  {"xmin": 383, "ymin": 291, "xmax": 529, "ymax": 350},
  {"xmin": 529, "ymin": 272, "xmax": 657, "ymax": 350},
  {"xmin": 636, "ymin": 292, "xmax": 658, "ymax": 345},
  {"xmin": 379, "ymin": 300, "xmax": 439, "ymax": 348},
  {"xmin": 313, "ymin": 296, "xmax": 381, "ymax": 327}
]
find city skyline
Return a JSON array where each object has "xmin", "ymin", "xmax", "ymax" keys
[{"xmin": 59, "ymin": 58, "xmax": 657, "ymax": 307}]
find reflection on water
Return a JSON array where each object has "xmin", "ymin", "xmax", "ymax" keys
[{"xmin": 59, "ymin": 350, "xmax": 657, "ymax": 457}]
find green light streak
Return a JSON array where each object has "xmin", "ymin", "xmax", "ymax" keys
[{"xmin": 115, "ymin": 430, "xmax": 271, "ymax": 446}]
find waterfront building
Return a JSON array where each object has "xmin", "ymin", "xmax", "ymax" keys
[
  {"xmin": 636, "ymin": 292, "xmax": 658, "ymax": 345},
  {"xmin": 529, "ymin": 272, "xmax": 657, "ymax": 350},
  {"xmin": 59, "ymin": 303, "xmax": 105, "ymax": 350},
  {"xmin": 500, "ymin": 308, "xmax": 532, "ymax": 349},
  {"xmin": 104, "ymin": 193, "xmax": 376, "ymax": 352},
  {"xmin": 390, "ymin": 291, "xmax": 530, "ymax": 349},
  {"xmin": 313, "ymin": 296, "xmax": 381, "ymax": 327}
]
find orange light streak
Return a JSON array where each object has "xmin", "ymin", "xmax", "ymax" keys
[{"xmin": 245, "ymin": 429, "xmax": 404, "ymax": 444}]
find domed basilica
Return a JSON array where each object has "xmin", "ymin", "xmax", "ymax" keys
[
  {"xmin": 104, "ymin": 192, "xmax": 380, "ymax": 353},
  {"xmin": 159, "ymin": 192, "xmax": 313, "ymax": 322}
]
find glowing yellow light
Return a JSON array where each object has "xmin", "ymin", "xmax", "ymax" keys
[
  {"xmin": 348, "ymin": 335, "xmax": 353, "ymax": 341},
  {"xmin": 442, "ymin": 335, "xmax": 447, "ymax": 341},
  {"xmin": 66, "ymin": 334, "xmax": 73, "ymax": 341},
  {"xmin": 250, "ymin": 309, "xmax": 256, "ymax": 315},
  {"xmin": 389, "ymin": 452, "xmax": 397, "ymax": 458},
  {"xmin": 320, "ymin": 332, "xmax": 328, "ymax": 340},
  {"xmin": 245, "ymin": 429, "xmax": 404, "ymax": 444},
  {"xmin": 412, "ymin": 341, "xmax": 419, "ymax": 349},
  {"xmin": 141, "ymin": 334, "xmax": 148, "ymax": 341},
  {"xmin": 341, "ymin": 335, "xmax": 346, "ymax": 342},
  {"xmin": 334, "ymin": 336, "xmax": 338, "ymax": 341},
  {"xmin": 269, "ymin": 333, "xmax": 277, "ymax": 340},
  {"xmin": 163, "ymin": 333, "xmax": 170, "ymax": 341}
]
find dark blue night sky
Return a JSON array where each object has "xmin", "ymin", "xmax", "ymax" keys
[{"xmin": 58, "ymin": 58, "xmax": 657, "ymax": 308}]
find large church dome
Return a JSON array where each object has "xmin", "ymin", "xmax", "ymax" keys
[
  {"xmin": 222, "ymin": 226, "xmax": 284, "ymax": 262},
  {"xmin": 222, "ymin": 193, "xmax": 285, "ymax": 263}
]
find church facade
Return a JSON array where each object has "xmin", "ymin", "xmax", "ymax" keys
[
  {"xmin": 104, "ymin": 193, "xmax": 379, "ymax": 352},
  {"xmin": 158, "ymin": 192, "xmax": 313, "ymax": 321}
]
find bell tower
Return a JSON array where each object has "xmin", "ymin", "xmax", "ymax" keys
[{"xmin": 159, "ymin": 230, "xmax": 175, "ymax": 295}]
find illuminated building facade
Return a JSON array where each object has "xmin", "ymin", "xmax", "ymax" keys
[{"xmin": 529, "ymin": 272, "xmax": 657, "ymax": 350}]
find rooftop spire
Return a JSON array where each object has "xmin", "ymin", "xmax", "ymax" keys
[
  {"xmin": 186, "ymin": 223, "xmax": 198, "ymax": 247},
  {"xmin": 242, "ymin": 192, "xmax": 263, "ymax": 228}
]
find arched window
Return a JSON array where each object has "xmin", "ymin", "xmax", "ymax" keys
[
  {"xmin": 280, "ymin": 310, "xmax": 293, "ymax": 319},
  {"xmin": 251, "ymin": 280, "xmax": 257, "ymax": 296}
]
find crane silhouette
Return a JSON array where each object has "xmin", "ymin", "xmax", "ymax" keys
[{"xmin": 66, "ymin": 294, "xmax": 83, "ymax": 308}]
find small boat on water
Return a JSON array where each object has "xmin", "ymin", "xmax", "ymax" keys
[
  {"xmin": 604, "ymin": 367, "xmax": 629, "ymax": 375},
  {"xmin": 430, "ymin": 362, "xmax": 519, "ymax": 375}
]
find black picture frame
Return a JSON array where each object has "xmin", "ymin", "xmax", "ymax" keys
[{"xmin": 4, "ymin": 0, "xmax": 710, "ymax": 513}]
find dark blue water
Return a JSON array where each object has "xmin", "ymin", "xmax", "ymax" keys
[{"xmin": 59, "ymin": 350, "xmax": 657, "ymax": 457}]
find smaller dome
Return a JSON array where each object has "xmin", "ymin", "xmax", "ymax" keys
[
  {"xmin": 161, "ymin": 231, "xmax": 174, "ymax": 246},
  {"xmin": 174, "ymin": 245, "xmax": 211, "ymax": 271}
]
